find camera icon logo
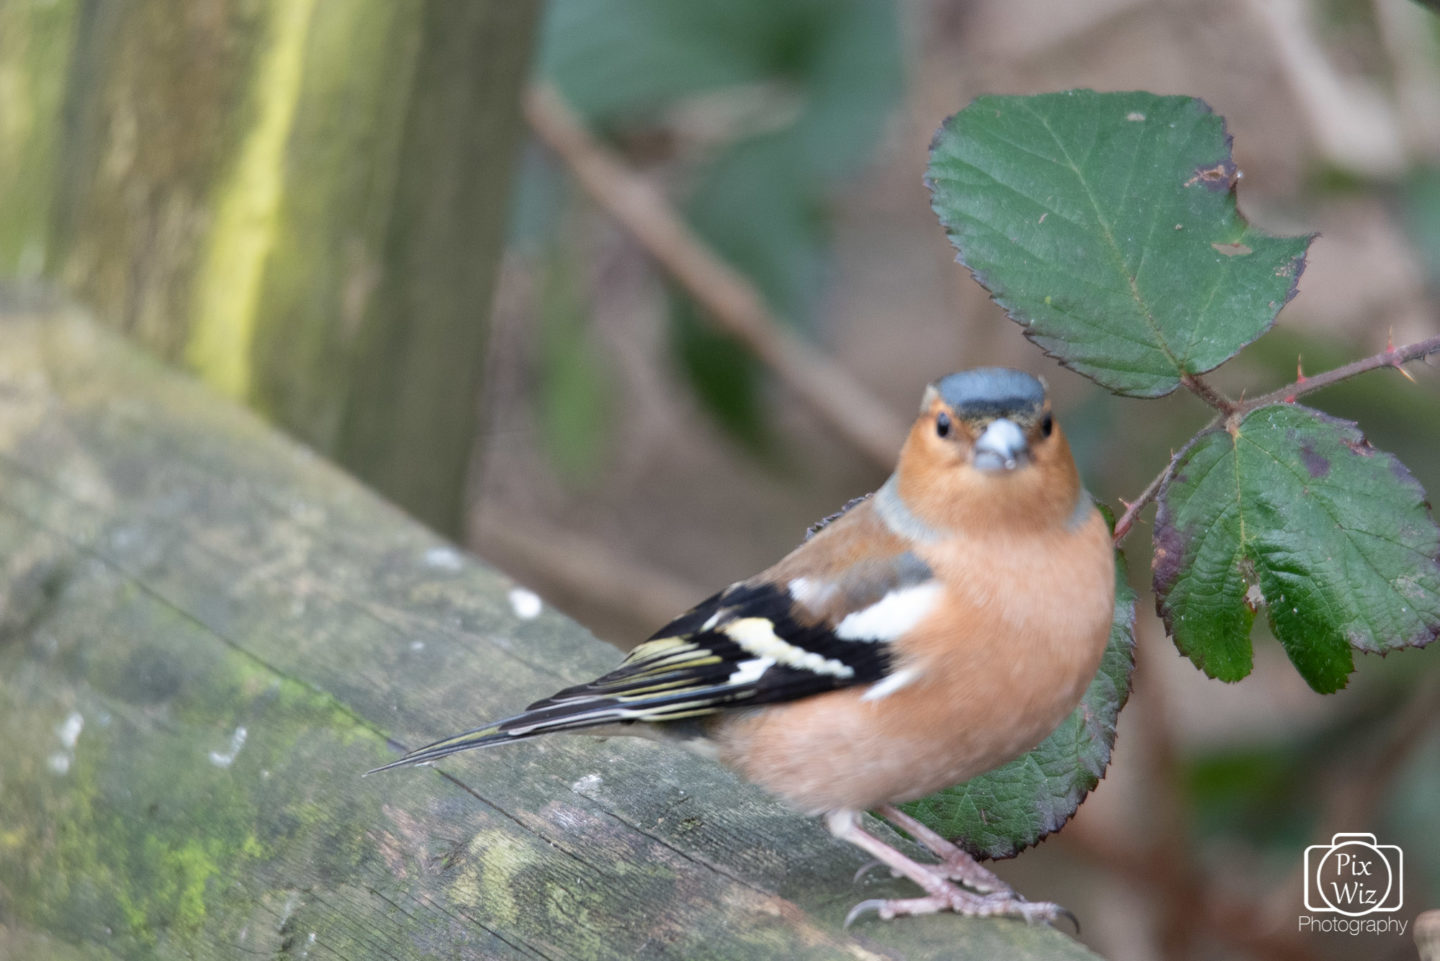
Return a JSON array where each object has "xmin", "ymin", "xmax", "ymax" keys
[{"xmin": 1303, "ymin": 833, "xmax": 1403, "ymax": 916}]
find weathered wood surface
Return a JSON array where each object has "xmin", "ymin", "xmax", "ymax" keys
[{"xmin": 0, "ymin": 305, "xmax": 1104, "ymax": 960}]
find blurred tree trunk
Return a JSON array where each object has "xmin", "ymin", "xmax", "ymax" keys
[{"xmin": 0, "ymin": 0, "xmax": 540, "ymax": 537}]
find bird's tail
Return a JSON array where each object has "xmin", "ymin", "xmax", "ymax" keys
[
  {"xmin": 364, "ymin": 721, "xmax": 517, "ymax": 775},
  {"xmin": 364, "ymin": 691, "xmax": 657, "ymax": 775},
  {"xmin": 366, "ymin": 637, "xmax": 750, "ymax": 775}
]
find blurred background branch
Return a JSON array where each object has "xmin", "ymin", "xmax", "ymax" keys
[{"xmin": 523, "ymin": 84, "xmax": 906, "ymax": 469}]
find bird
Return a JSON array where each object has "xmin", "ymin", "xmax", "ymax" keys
[{"xmin": 369, "ymin": 368, "xmax": 1116, "ymax": 927}]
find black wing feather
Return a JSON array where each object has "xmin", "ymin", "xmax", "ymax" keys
[{"xmin": 369, "ymin": 551, "xmax": 934, "ymax": 773}]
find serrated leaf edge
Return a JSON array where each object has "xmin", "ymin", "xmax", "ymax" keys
[
  {"xmin": 926, "ymin": 90, "xmax": 1313, "ymax": 399},
  {"xmin": 1152, "ymin": 403, "xmax": 1440, "ymax": 691}
]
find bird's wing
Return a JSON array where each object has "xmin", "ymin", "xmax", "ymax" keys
[{"xmin": 368, "ymin": 547, "xmax": 938, "ymax": 772}]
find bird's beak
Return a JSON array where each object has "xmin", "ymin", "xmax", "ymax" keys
[{"xmin": 972, "ymin": 418, "xmax": 1030, "ymax": 472}]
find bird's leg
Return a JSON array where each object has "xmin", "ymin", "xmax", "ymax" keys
[
  {"xmin": 826, "ymin": 809, "xmax": 1075, "ymax": 929},
  {"xmin": 875, "ymin": 803, "xmax": 1010, "ymax": 894}
]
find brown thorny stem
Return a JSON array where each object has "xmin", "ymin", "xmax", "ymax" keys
[{"xmin": 1110, "ymin": 333, "xmax": 1440, "ymax": 546}]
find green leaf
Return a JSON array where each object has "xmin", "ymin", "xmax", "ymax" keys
[
  {"xmin": 901, "ymin": 550, "xmax": 1137, "ymax": 859},
  {"xmin": 927, "ymin": 90, "xmax": 1313, "ymax": 397},
  {"xmin": 1154, "ymin": 404, "xmax": 1440, "ymax": 692}
]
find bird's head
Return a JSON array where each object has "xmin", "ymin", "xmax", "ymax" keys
[{"xmin": 892, "ymin": 368, "xmax": 1086, "ymax": 534}]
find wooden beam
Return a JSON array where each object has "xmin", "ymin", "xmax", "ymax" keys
[{"xmin": 0, "ymin": 304, "xmax": 1103, "ymax": 960}]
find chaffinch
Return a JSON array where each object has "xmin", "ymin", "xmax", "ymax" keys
[{"xmin": 371, "ymin": 368, "xmax": 1115, "ymax": 926}]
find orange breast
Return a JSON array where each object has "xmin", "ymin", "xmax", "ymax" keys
[{"xmin": 711, "ymin": 508, "xmax": 1114, "ymax": 815}]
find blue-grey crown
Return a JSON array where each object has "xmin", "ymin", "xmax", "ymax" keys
[{"xmin": 932, "ymin": 368, "xmax": 1046, "ymax": 417}]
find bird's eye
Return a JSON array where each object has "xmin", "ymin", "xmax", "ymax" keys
[
  {"xmin": 1040, "ymin": 413, "xmax": 1053, "ymax": 438},
  {"xmin": 935, "ymin": 412, "xmax": 951, "ymax": 438}
]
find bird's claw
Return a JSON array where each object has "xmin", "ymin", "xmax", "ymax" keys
[
  {"xmin": 1051, "ymin": 904, "xmax": 1081, "ymax": 935},
  {"xmin": 844, "ymin": 898, "xmax": 893, "ymax": 928},
  {"xmin": 852, "ymin": 859, "xmax": 891, "ymax": 884},
  {"xmin": 1000, "ymin": 896, "xmax": 1078, "ymax": 931},
  {"xmin": 828, "ymin": 809, "xmax": 1079, "ymax": 933}
]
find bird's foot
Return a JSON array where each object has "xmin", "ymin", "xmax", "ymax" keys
[
  {"xmin": 850, "ymin": 852, "xmax": 1010, "ymax": 899},
  {"xmin": 845, "ymin": 888, "xmax": 1077, "ymax": 929},
  {"xmin": 828, "ymin": 808, "xmax": 1077, "ymax": 931}
]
